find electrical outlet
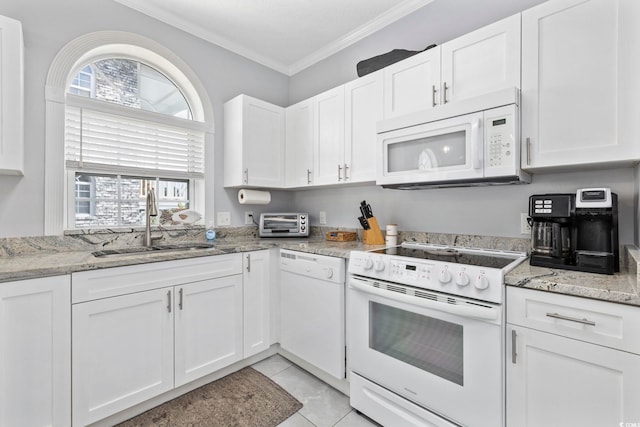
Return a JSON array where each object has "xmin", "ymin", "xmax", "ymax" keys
[
  {"xmin": 520, "ymin": 213, "xmax": 531, "ymax": 235},
  {"xmin": 319, "ymin": 211, "xmax": 327, "ymax": 225},
  {"xmin": 217, "ymin": 211, "xmax": 231, "ymax": 226},
  {"xmin": 244, "ymin": 211, "xmax": 254, "ymax": 225}
]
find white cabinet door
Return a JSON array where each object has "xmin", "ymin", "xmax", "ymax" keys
[
  {"xmin": 72, "ymin": 287, "xmax": 174, "ymax": 426},
  {"xmin": 224, "ymin": 94, "xmax": 285, "ymax": 188},
  {"xmin": 285, "ymin": 99, "xmax": 314, "ymax": 187},
  {"xmin": 507, "ymin": 324, "xmax": 640, "ymax": 427},
  {"xmin": 175, "ymin": 275, "xmax": 243, "ymax": 387},
  {"xmin": 383, "ymin": 47, "xmax": 441, "ymax": 119},
  {"xmin": 0, "ymin": 276, "xmax": 70, "ymax": 427},
  {"xmin": 441, "ymin": 14, "xmax": 520, "ymax": 105},
  {"xmin": 521, "ymin": 0, "xmax": 640, "ymax": 169},
  {"xmin": 313, "ymin": 86, "xmax": 346, "ymax": 185},
  {"xmin": 344, "ymin": 72, "xmax": 383, "ymax": 183},
  {"xmin": 243, "ymin": 250, "xmax": 270, "ymax": 357},
  {"xmin": 0, "ymin": 14, "xmax": 24, "ymax": 175}
]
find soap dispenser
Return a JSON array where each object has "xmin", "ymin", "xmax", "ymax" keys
[{"xmin": 205, "ymin": 221, "xmax": 216, "ymax": 243}]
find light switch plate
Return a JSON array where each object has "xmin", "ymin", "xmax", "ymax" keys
[
  {"xmin": 319, "ymin": 211, "xmax": 327, "ymax": 225},
  {"xmin": 217, "ymin": 211, "xmax": 231, "ymax": 226}
]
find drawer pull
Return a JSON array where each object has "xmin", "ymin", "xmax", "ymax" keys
[{"xmin": 546, "ymin": 312, "xmax": 596, "ymax": 326}]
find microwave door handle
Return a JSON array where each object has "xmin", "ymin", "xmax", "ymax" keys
[
  {"xmin": 349, "ymin": 277, "xmax": 499, "ymax": 321},
  {"xmin": 471, "ymin": 118, "xmax": 482, "ymax": 170}
]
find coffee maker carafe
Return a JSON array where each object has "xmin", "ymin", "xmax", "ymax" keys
[{"xmin": 528, "ymin": 188, "xmax": 619, "ymax": 275}]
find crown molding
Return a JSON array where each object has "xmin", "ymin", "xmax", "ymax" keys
[{"xmin": 114, "ymin": 0, "xmax": 433, "ymax": 76}]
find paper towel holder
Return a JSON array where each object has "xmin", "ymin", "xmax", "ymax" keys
[{"xmin": 238, "ymin": 188, "xmax": 271, "ymax": 205}]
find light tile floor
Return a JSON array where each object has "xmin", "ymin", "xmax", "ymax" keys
[{"xmin": 251, "ymin": 354, "xmax": 379, "ymax": 427}]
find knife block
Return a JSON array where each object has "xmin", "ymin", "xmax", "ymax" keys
[{"xmin": 362, "ymin": 217, "xmax": 385, "ymax": 245}]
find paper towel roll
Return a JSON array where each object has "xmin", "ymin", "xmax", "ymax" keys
[{"xmin": 238, "ymin": 189, "xmax": 271, "ymax": 205}]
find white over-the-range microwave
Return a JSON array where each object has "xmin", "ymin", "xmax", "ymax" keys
[{"xmin": 376, "ymin": 88, "xmax": 530, "ymax": 189}]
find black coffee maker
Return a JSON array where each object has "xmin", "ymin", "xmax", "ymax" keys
[{"xmin": 529, "ymin": 188, "xmax": 619, "ymax": 274}]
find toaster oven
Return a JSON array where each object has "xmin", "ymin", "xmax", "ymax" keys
[{"xmin": 259, "ymin": 213, "xmax": 309, "ymax": 237}]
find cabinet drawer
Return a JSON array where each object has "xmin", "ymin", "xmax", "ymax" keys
[
  {"xmin": 507, "ymin": 287, "xmax": 640, "ymax": 354},
  {"xmin": 72, "ymin": 253, "xmax": 242, "ymax": 303}
]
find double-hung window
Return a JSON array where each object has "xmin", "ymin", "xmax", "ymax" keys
[{"xmin": 64, "ymin": 58, "xmax": 205, "ymax": 229}]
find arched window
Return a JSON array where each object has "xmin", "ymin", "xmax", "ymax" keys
[{"xmin": 44, "ymin": 32, "xmax": 213, "ymax": 234}]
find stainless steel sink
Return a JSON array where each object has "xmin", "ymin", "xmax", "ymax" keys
[{"xmin": 92, "ymin": 243, "xmax": 217, "ymax": 258}]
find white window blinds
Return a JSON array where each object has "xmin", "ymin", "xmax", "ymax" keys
[{"xmin": 65, "ymin": 95, "xmax": 205, "ymax": 179}]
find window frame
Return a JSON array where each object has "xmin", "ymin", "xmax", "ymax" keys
[{"xmin": 44, "ymin": 32, "xmax": 214, "ymax": 235}]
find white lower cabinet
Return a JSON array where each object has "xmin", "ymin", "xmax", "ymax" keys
[
  {"xmin": 72, "ymin": 287, "xmax": 175, "ymax": 426},
  {"xmin": 174, "ymin": 275, "xmax": 243, "ymax": 387},
  {"xmin": 243, "ymin": 250, "xmax": 270, "ymax": 358},
  {"xmin": 0, "ymin": 275, "xmax": 71, "ymax": 427},
  {"xmin": 507, "ymin": 287, "xmax": 640, "ymax": 427},
  {"xmin": 72, "ymin": 254, "xmax": 243, "ymax": 426}
]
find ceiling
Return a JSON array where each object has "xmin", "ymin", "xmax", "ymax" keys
[{"xmin": 112, "ymin": 0, "xmax": 435, "ymax": 76}]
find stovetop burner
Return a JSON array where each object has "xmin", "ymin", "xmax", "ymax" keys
[{"xmin": 370, "ymin": 243, "xmax": 524, "ymax": 269}]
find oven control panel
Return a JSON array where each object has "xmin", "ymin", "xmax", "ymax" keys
[{"xmin": 348, "ymin": 251, "xmax": 504, "ymax": 303}]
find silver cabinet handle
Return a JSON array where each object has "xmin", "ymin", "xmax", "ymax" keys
[
  {"xmin": 167, "ymin": 290, "xmax": 172, "ymax": 313},
  {"xmin": 511, "ymin": 329, "xmax": 517, "ymax": 364},
  {"xmin": 344, "ymin": 164, "xmax": 349, "ymax": 181},
  {"xmin": 442, "ymin": 82, "xmax": 449, "ymax": 104},
  {"xmin": 307, "ymin": 169, "xmax": 312, "ymax": 184},
  {"xmin": 546, "ymin": 312, "xmax": 596, "ymax": 326},
  {"xmin": 337, "ymin": 164, "xmax": 343, "ymax": 181},
  {"xmin": 179, "ymin": 288, "xmax": 184, "ymax": 310},
  {"xmin": 243, "ymin": 168, "xmax": 249, "ymax": 184},
  {"xmin": 526, "ymin": 137, "xmax": 531, "ymax": 165},
  {"xmin": 246, "ymin": 253, "xmax": 251, "ymax": 272},
  {"xmin": 432, "ymin": 84, "xmax": 437, "ymax": 107}
]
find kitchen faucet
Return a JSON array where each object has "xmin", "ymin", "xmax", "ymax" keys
[{"xmin": 144, "ymin": 183, "xmax": 159, "ymax": 247}]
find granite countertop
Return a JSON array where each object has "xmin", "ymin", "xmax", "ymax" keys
[
  {"xmin": 1, "ymin": 227, "xmax": 638, "ymax": 307},
  {"xmin": 505, "ymin": 246, "xmax": 640, "ymax": 307},
  {"xmin": 0, "ymin": 235, "xmax": 379, "ymax": 283}
]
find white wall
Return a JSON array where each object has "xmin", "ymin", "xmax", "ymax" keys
[
  {"xmin": 291, "ymin": 168, "xmax": 636, "ymax": 242},
  {"xmin": 0, "ymin": 0, "xmax": 292, "ymax": 237}
]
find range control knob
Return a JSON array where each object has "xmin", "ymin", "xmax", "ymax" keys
[
  {"xmin": 364, "ymin": 258, "xmax": 374, "ymax": 270},
  {"xmin": 456, "ymin": 271, "xmax": 470, "ymax": 286},
  {"xmin": 374, "ymin": 260, "xmax": 386, "ymax": 272},
  {"xmin": 475, "ymin": 275, "xmax": 490, "ymax": 290},
  {"xmin": 439, "ymin": 268, "xmax": 452, "ymax": 284},
  {"xmin": 325, "ymin": 268, "xmax": 334, "ymax": 279}
]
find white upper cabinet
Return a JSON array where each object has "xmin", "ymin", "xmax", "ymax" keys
[
  {"xmin": 382, "ymin": 14, "xmax": 520, "ymax": 119},
  {"xmin": 345, "ymin": 72, "xmax": 384, "ymax": 183},
  {"xmin": 312, "ymin": 73, "xmax": 383, "ymax": 187},
  {"xmin": 224, "ymin": 94, "xmax": 285, "ymax": 188},
  {"xmin": 0, "ymin": 15, "xmax": 24, "ymax": 176},
  {"xmin": 521, "ymin": 0, "xmax": 640, "ymax": 170},
  {"xmin": 441, "ymin": 14, "xmax": 521, "ymax": 104},
  {"xmin": 313, "ymin": 86, "xmax": 346, "ymax": 185},
  {"xmin": 285, "ymin": 99, "xmax": 314, "ymax": 187},
  {"xmin": 383, "ymin": 47, "xmax": 441, "ymax": 118}
]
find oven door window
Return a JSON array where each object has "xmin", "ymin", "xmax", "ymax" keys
[{"xmin": 369, "ymin": 301, "xmax": 463, "ymax": 386}]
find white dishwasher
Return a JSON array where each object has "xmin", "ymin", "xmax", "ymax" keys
[{"xmin": 279, "ymin": 249, "xmax": 346, "ymax": 379}]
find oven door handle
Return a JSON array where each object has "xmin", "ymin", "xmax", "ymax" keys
[{"xmin": 349, "ymin": 278, "xmax": 499, "ymax": 321}]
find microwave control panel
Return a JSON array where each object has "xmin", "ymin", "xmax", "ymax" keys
[{"xmin": 486, "ymin": 113, "xmax": 514, "ymax": 168}]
